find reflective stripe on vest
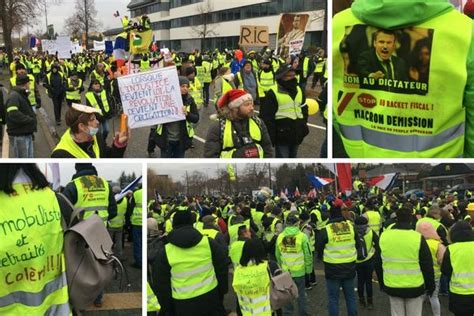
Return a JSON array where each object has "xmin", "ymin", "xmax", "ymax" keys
[
  {"xmin": 66, "ymin": 78, "xmax": 82, "ymax": 101},
  {"xmin": 380, "ymin": 229, "xmax": 424, "ymax": 288},
  {"xmin": 276, "ymin": 232, "xmax": 306, "ymax": 274},
  {"xmin": 449, "ymin": 241, "xmax": 474, "ymax": 295},
  {"xmin": 271, "ymin": 86, "xmax": 304, "ymax": 120},
  {"xmin": 259, "ymin": 71, "xmax": 276, "ymax": 92},
  {"xmin": 166, "ymin": 236, "xmax": 218, "ymax": 299},
  {"xmin": 220, "ymin": 118, "xmax": 263, "ymax": 158},
  {"xmin": 53, "ymin": 128, "xmax": 100, "ymax": 158},
  {"xmin": 333, "ymin": 9, "xmax": 472, "ymax": 158},
  {"xmin": 147, "ymin": 282, "xmax": 160, "ymax": 312},
  {"xmin": 86, "ymin": 91, "xmax": 109, "ymax": 113},
  {"xmin": 73, "ymin": 175, "xmax": 110, "ymax": 224},
  {"xmin": 132, "ymin": 189, "xmax": 142, "ymax": 226},
  {"xmin": 109, "ymin": 197, "xmax": 127, "ymax": 228},
  {"xmin": 0, "ymin": 184, "xmax": 70, "ymax": 315},
  {"xmin": 323, "ymin": 221, "xmax": 357, "ymax": 263},
  {"xmin": 233, "ymin": 262, "xmax": 271, "ymax": 316}
]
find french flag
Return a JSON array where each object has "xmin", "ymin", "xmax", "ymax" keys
[
  {"xmin": 367, "ymin": 173, "xmax": 398, "ymax": 191},
  {"xmin": 306, "ymin": 174, "xmax": 334, "ymax": 189}
]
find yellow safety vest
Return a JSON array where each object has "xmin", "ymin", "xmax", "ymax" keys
[
  {"xmin": 86, "ymin": 90, "xmax": 110, "ymax": 114},
  {"xmin": 276, "ymin": 231, "xmax": 306, "ymax": 276},
  {"xmin": 140, "ymin": 59, "xmax": 151, "ymax": 71},
  {"xmin": 53, "ymin": 129, "xmax": 101, "ymax": 158},
  {"xmin": 233, "ymin": 262, "xmax": 271, "ymax": 316},
  {"xmin": 220, "ymin": 118, "xmax": 263, "ymax": 158},
  {"xmin": 229, "ymin": 240, "xmax": 246, "ymax": 266},
  {"xmin": 90, "ymin": 70, "xmax": 105, "ymax": 86},
  {"xmin": 449, "ymin": 241, "xmax": 474, "ymax": 295},
  {"xmin": 426, "ymin": 238, "xmax": 441, "ymax": 279},
  {"xmin": 264, "ymin": 217, "xmax": 280, "ymax": 242},
  {"xmin": 271, "ymin": 85, "xmax": 304, "ymax": 120},
  {"xmin": 323, "ymin": 221, "xmax": 357, "ymax": 264},
  {"xmin": 201, "ymin": 228, "xmax": 219, "ymax": 239},
  {"xmin": 147, "ymin": 282, "xmax": 160, "ymax": 312},
  {"xmin": 310, "ymin": 208, "xmax": 328, "ymax": 230},
  {"xmin": 189, "ymin": 77, "xmax": 204, "ymax": 108},
  {"xmin": 165, "ymin": 236, "xmax": 218, "ymax": 299},
  {"xmin": 0, "ymin": 184, "xmax": 70, "ymax": 315},
  {"xmin": 333, "ymin": 9, "xmax": 472, "ymax": 158},
  {"xmin": 356, "ymin": 229, "xmax": 376, "ymax": 263},
  {"xmin": 73, "ymin": 175, "xmax": 110, "ymax": 224},
  {"xmin": 365, "ymin": 210, "xmax": 382, "ymax": 235},
  {"xmin": 66, "ymin": 78, "xmax": 83, "ymax": 101},
  {"xmin": 258, "ymin": 70, "xmax": 276, "ymax": 93},
  {"xmin": 380, "ymin": 229, "xmax": 424, "ymax": 288},
  {"xmin": 202, "ymin": 61, "xmax": 213, "ymax": 83},
  {"xmin": 10, "ymin": 74, "xmax": 37, "ymax": 106},
  {"xmin": 109, "ymin": 197, "xmax": 127, "ymax": 229},
  {"xmin": 131, "ymin": 189, "xmax": 142, "ymax": 226},
  {"xmin": 228, "ymin": 220, "xmax": 250, "ymax": 244}
]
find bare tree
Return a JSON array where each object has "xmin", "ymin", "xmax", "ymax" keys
[
  {"xmin": 190, "ymin": 0, "xmax": 218, "ymax": 51},
  {"xmin": 64, "ymin": 0, "xmax": 100, "ymax": 49}
]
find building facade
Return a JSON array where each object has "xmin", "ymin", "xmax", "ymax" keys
[{"xmin": 127, "ymin": 0, "xmax": 326, "ymax": 52}]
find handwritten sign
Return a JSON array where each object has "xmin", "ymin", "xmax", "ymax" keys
[
  {"xmin": 118, "ymin": 66, "xmax": 185, "ymax": 129},
  {"xmin": 239, "ymin": 25, "xmax": 269, "ymax": 46}
]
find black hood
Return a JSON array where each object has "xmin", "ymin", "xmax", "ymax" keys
[
  {"xmin": 168, "ymin": 226, "xmax": 203, "ymax": 248},
  {"xmin": 72, "ymin": 166, "xmax": 98, "ymax": 180}
]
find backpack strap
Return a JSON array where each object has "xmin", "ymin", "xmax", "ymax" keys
[{"xmin": 56, "ymin": 192, "xmax": 86, "ymax": 228}]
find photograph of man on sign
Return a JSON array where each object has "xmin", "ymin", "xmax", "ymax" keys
[{"xmin": 277, "ymin": 14, "xmax": 309, "ymax": 58}]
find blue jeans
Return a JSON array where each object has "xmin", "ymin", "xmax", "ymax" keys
[
  {"xmin": 283, "ymin": 276, "xmax": 309, "ymax": 316},
  {"xmin": 275, "ymin": 144, "xmax": 299, "ymax": 158},
  {"xmin": 132, "ymin": 225, "xmax": 142, "ymax": 266},
  {"xmin": 326, "ymin": 278, "xmax": 357, "ymax": 316},
  {"xmin": 10, "ymin": 135, "xmax": 34, "ymax": 158},
  {"xmin": 160, "ymin": 140, "xmax": 185, "ymax": 158},
  {"xmin": 440, "ymin": 274, "xmax": 449, "ymax": 294},
  {"xmin": 100, "ymin": 120, "xmax": 110, "ymax": 141}
]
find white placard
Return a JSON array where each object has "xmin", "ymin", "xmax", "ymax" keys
[
  {"xmin": 118, "ymin": 66, "xmax": 185, "ymax": 129},
  {"xmin": 93, "ymin": 40, "xmax": 105, "ymax": 51},
  {"xmin": 42, "ymin": 40, "xmax": 57, "ymax": 54},
  {"xmin": 56, "ymin": 36, "xmax": 72, "ymax": 59}
]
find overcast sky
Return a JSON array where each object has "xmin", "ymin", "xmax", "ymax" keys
[
  {"xmin": 43, "ymin": 0, "xmax": 129, "ymax": 35},
  {"xmin": 38, "ymin": 163, "xmax": 142, "ymax": 186}
]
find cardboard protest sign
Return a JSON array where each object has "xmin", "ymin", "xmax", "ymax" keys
[
  {"xmin": 276, "ymin": 14, "xmax": 309, "ymax": 58},
  {"xmin": 239, "ymin": 25, "xmax": 269, "ymax": 46},
  {"xmin": 56, "ymin": 36, "xmax": 72, "ymax": 59},
  {"xmin": 118, "ymin": 66, "xmax": 185, "ymax": 129}
]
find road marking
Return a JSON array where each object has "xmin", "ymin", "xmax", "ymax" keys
[
  {"xmin": 194, "ymin": 135, "xmax": 206, "ymax": 143},
  {"xmin": 254, "ymin": 110, "xmax": 326, "ymax": 130}
]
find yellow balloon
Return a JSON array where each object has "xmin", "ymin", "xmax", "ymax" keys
[{"xmin": 306, "ymin": 98, "xmax": 319, "ymax": 115}]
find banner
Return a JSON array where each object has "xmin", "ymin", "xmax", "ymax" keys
[
  {"xmin": 55, "ymin": 36, "xmax": 72, "ymax": 59},
  {"xmin": 276, "ymin": 13, "xmax": 309, "ymax": 58},
  {"xmin": 93, "ymin": 40, "xmax": 106, "ymax": 51},
  {"xmin": 118, "ymin": 66, "xmax": 185, "ymax": 129},
  {"xmin": 239, "ymin": 25, "xmax": 269, "ymax": 46}
]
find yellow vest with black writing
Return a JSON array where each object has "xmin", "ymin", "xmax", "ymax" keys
[
  {"xmin": 131, "ymin": 189, "xmax": 142, "ymax": 226},
  {"xmin": 156, "ymin": 105, "xmax": 195, "ymax": 139},
  {"xmin": 271, "ymin": 85, "xmax": 304, "ymax": 120},
  {"xmin": 109, "ymin": 197, "xmax": 127, "ymax": 229},
  {"xmin": 66, "ymin": 78, "xmax": 83, "ymax": 101},
  {"xmin": 233, "ymin": 262, "xmax": 271, "ymax": 316},
  {"xmin": 333, "ymin": 9, "xmax": 472, "ymax": 157},
  {"xmin": 323, "ymin": 221, "xmax": 357, "ymax": 264},
  {"xmin": 147, "ymin": 282, "xmax": 160, "ymax": 312},
  {"xmin": 86, "ymin": 90, "xmax": 110, "ymax": 114},
  {"xmin": 449, "ymin": 241, "xmax": 474, "ymax": 295},
  {"xmin": 276, "ymin": 230, "xmax": 307, "ymax": 276},
  {"xmin": 53, "ymin": 129, "xmax": 101, "ymax": 158},
  {"xmin": 380, "ymin": 229, "xmax": 424, "ymax": 288},
  {"xmin": 0, "ymin": 184, "xmax": 70, "ymax": 316},
  {"xmin": 73, "ymin": 175, "xmax": 110, "ymax": 224},
  {"xmin": 220, "ymin": 118, "xmax": 264, "ymax": 158},
  {"xmin": 165, "ymin": 236, "xmax": 218, "ymax": 299},
  {"xmin": 10, "ymin": 74, "xmax": 37, "ymax": 106}
]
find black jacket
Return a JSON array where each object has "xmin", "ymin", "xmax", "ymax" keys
[
  {"xmin": 374, "ymin": 223, "xmax": 435, "ymax": 298},
  {"xmin": 260, "ymin": 85, "xmax": 309, "ymax": 146},
  {"xmin": 5, "ymin": 87, "xmax": 37, "ymax": 136},
  {"xmin": 152, "ymin": 225, "xmax": 228, "ymax": 316},
  {"xmin": 62, "ymin": 168, "xmax": 117, "ymax": 221},
  {"xmin": 441, "ymin": 237, "xmax": 474, "ymax": 315},
  {"xmin": 204, "ymin": 116, "xmax": 274, "ymax": 158},
  {"xmin": 44, "ymin": 71, "xmax": 65, "ymax": 97},
  {"xmin": 315, "ymin": 217, "xmax": 358, "ymax": 280},
  {"xmin": 153, "ymin": 94, "xmax": 199, "ymax": 152}
]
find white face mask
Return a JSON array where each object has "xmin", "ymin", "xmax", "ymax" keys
[
  {"xmin": 223, "ymin": 73, "xmax": 234, "ymax": 81},
  {"xmin": 87, "ymin": 126, "xmax": 99, "ymax": 137}
]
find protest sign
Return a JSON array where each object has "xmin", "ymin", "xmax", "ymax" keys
[
  {"xmin": 93, "ymin": 40, "xmax": 106, "ymax": 51},
  {"xmin": 56, "ymin": 36, "xmax": 72, "ymax": 59},
  {"xmin": 118, "ymin": 66, "xmax": 185, "ymax": 129},
  {"xmin": 276, "ymin": 14, "xmax": 309, "ymax": 58},
  {"xmin": 41, "ymin": 40, "xmax": 57, "ymax": 54},
  {"xmin": 239, "ymin": 25, "xmax": 269, "ymax": 46}
]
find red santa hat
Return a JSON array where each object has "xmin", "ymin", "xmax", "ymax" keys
[{"xmin": 217, "ymin": 89, "xmax": 253, "ymax": 109}]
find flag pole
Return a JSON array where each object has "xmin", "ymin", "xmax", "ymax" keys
[{"xmin": 334, "ymin": 163, "xmax": 338, "ymax": 195}]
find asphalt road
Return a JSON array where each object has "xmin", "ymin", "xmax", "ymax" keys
[{"xmin": 0, "ymin": 69, "xmax": 326, "ymax": 158}]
